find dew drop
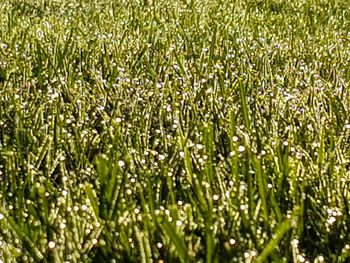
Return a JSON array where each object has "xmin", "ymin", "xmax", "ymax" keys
[
  {"xmin": 240, "ymin": 204, "xmax": 247, "ymax": 210},
  {"xmin": 157, "ymin": 242, "xmax": 163, "ymax": 249},
  {"xmin": 327, "ymin": 217, "xmax": 336, "ymax": 224},
  {"xmin": 238, "ymin": 145, "xmax": 245, "ymax": 152},
  {"xmin": 118, "ymin": 160, "xmax": 125, "ymax": 167},
  {"xmin": 197, "ymin": 144, "xmax": 203, "ymax": 150},
  {"xmin": 48, "ymin": 241, "xmax": 56, "ymax": 249}
]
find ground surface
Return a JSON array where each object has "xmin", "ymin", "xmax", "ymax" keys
[{"xmin": 0, "ymin": 0, "xmax": 350, "ymax": 262}]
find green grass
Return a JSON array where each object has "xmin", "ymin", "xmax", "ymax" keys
[{"xmin": 0, "ymin": 0, "xmax": 350, "ymax": 262}]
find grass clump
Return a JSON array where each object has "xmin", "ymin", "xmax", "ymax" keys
[{"xmin": 0, "ymin": 0, "xmax": 350, "ymax": 262}]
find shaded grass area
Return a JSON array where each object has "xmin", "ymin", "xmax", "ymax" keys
[{"xmin": 0, "ymin": 0, "xmax": 350, "ymax": 262}]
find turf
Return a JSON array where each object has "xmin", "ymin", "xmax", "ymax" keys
[{"xmin": 0, "ymin": 0, "xmax": 350, "ymax": 262}]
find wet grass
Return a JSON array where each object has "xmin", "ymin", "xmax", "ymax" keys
[{"xmin": 0, "ymin": 0, "xmax": 350, "ymax": 262}]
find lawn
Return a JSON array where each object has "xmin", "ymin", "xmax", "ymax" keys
[{"xmin": 0, "ymin": 0, "xmax": 350, "ymax": 262}]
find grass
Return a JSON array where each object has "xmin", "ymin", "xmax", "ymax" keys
[{"xmin": 0, "ymin": 0, "xmax": 350, "ymax": 262}]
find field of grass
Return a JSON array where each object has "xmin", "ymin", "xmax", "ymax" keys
[{"xmin": 0, "ymin": 0, "xmax": 350, "ymax": 262}]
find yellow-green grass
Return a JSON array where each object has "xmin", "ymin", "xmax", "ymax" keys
[{"xmin": 0, "ymin": 0, "xmax": 350, "ymax": 262}]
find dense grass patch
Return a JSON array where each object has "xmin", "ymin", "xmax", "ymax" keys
[{"xmin": 0, "ymin": 0, "xmax": 350, "ymax": 262}]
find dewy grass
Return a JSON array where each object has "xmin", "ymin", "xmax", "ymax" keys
[{"xmin": 0, "ymin": 0, "xmax": 350, "ymax": 262}]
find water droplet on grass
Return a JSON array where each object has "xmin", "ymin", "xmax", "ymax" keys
[
  {"xmin": 327, "ymin": 217, "xmax": 336, "ymax": 224},
  {"xmin": 238, "ymin": 145, "xmax": 245, "ymax": 152},
  {"xmin": 157, "ymin": 242, "xmax": 163, "ymax": 249},
  {"xmin": 240, "ymin": 204, "xmax": 247, "ymax": 210},
  {"xmin": 48, "ymin": 241, "xmax": 56, "ymax": 249},
  {"xmin": 176, "ymin": 220, "xmax": 182, "ymax": 226}
]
